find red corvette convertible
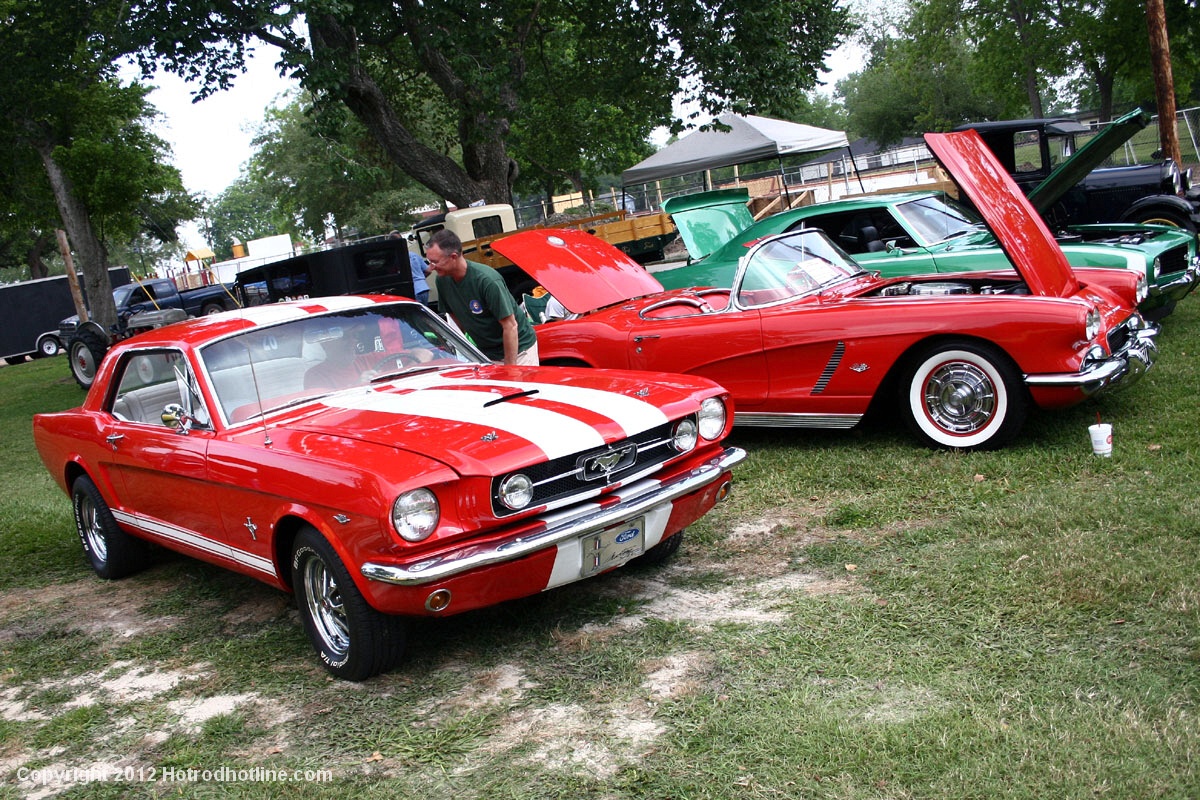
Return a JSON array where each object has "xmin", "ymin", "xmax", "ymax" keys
[
  {"xmin": 494, "ymin": 131, "xmax": 1159, "ymax": 451},
  {"xmin": 33, "ymin": 297, "xmax": 744, "ymax": 679}
]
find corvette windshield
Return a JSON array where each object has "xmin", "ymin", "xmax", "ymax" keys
[
  {"xmin": 893, "ymin": 196, "xmax": 983, "ymax": 244},
  {"xmin": 736, "ymin": 231, "xmax": 861, "ymax": 307},
  {"xmin": 200, "ymin": 302, "xmax": 484, "ymax": 424}
]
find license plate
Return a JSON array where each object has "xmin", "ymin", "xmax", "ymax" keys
[{"xmin": 580, "ymin": 518, "xmax": 645, "ymax": 576}]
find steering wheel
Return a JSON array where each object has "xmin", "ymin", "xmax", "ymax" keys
[{"xmin": 369, "ymin": 351, "xmax": 420, "ymax": 376}]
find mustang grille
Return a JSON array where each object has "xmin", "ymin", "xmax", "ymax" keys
[{"xmin": 491, "ymin": 419, "xmax": 684, "ymax": 516}]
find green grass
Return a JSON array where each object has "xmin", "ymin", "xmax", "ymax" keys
[{"xmin": 1, "ymin": 298, "xmax": 1199, "ymax": 798}]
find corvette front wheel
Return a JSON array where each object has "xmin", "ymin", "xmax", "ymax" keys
[
  {"xmin": 902, "ymin": 341, "xmax": 1026, "ymax": 450},
  {"xmin": 291, "ymin": 528, "xmax": 406, "ymax": 680}
]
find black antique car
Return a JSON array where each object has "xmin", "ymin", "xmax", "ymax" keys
[{"xmin": 957, "ymin": 108, "xmax": 1200, "ymax": 231}]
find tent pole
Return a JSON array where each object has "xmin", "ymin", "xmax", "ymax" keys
[
  {"xmin": 847, "ymin": 146, "xmax": 866, "ymax": 193},
  {"xmin": 778, "ymin": 156, "xmax": 793, "ymax": 208}
]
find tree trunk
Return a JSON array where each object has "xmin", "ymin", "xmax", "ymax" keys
[
  {"xmin": 25, "ymin": 232, "xmax": 52, "ymax": 280},
  {"xmin": 1145, "ymin": 0, "xmax": 1181, "ymax": 166},
  {"xmin": 35, "ymin": 142, "xmax": 118, "ymax": 329},
  {"xmin": 307, "ymin": 14, "xmax": 514, "ymax": 208}
]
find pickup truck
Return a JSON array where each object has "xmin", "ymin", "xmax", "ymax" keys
[{"xmin": 62, "ymin": 277, "xmax": 239, "ymax": 389}]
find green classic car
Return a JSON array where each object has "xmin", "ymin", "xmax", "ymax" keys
[{"xmin": 655, "ymin": 116, "xmax": 1199, "ymax": 321}]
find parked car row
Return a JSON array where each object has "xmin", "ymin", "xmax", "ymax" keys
[{"xmin": 30, "ymin": 122, "xmax": 1196, "ymax": 680}]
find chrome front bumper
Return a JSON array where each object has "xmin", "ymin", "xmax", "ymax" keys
[
  {"xmin": 1025, "ymin": 320, "xmax": 1159, "ymax": 395},
  {"xmin": 1149, "ymin": 254, "xmax": 1200, "ymax": 303},
  {"xmin": 361, "ymin": 446, "xmax": 747, "ymax": 586}
]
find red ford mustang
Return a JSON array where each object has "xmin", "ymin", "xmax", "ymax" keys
[
  {"xmin": 495, "ymin": 131, "xmax": 1159, "ymax": 451},
  {"xmin": 33, "ymin": 296, "xmax": 744, "ymax": 679}
]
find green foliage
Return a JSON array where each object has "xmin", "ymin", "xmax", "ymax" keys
[{"xmin": 245, "ymin": 99, "xmax": 438, "ymax": 243}]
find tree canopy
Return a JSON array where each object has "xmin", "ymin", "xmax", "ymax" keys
[{"xmin": 121, "ymin": 0, "xmax": 852, "ymax": 208}]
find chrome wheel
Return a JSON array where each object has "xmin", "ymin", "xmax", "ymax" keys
[
  {"xmin": 922, "ymin": 360, "xmax": 996, "ymax": 434},
  {"xmin": 301, "ymin": 556, "xmax": 351, "ymax": 659},
  {"xmin": 76, "ymin": 491, "xmax": 109, "ymax": 563}
]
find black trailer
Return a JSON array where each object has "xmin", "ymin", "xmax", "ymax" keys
[
  {"xmin": 0, "ymin": 267, "xmax": 130, "ymax": 364},
  {"xmin": 235, "ymin": 239, "xmax": 416, "ymax": 306}
]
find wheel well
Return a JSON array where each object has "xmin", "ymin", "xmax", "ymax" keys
[
  {"xmin": 271, "ymin": 515, "xmax": 313, "ymax": 591},
  {"xmin": 871, "ymin": 334, "xmax": 1028, "ymax": 414}
]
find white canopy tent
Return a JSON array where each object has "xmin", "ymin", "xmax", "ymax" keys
[{"xmin": 621, "ymin": 113, "xmax": 850, "ymax": 187}]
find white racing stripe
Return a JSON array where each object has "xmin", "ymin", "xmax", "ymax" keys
[
  {"xmin": 396, "ymin": 372, "xmax": 670, "ymax": 433},
  {"xmin": 323, "ymin": 387, "xmax": 607, "ymax": 459}
]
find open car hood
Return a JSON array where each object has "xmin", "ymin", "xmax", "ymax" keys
[
  {"xmin": 924, "ymin": 130, "xmax": 1078, "ymax": 298},
  {"xmin": 491, "ymin": 229, "xmax": 665, "ymax": 314},
  {"xmin": 1025, "ymin": 108, "xmax": 1151, "ymax": 215},
  {"xmin": 661, "ymin": 188, "xmax": 755, "ymax": 261}
]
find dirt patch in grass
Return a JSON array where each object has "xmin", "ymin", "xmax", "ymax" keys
[{"xmin": 0, "ymin": 511, "xmax": 871, "ymax": 794}]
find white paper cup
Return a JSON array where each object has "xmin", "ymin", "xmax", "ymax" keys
[{"xmin": 1088, "ymin": 423, "xmax": 1113, "ymax": 457}]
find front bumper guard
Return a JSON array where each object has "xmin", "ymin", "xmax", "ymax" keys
[
  {"xmin": 361, "ymin": 446, "xmax": 747, "ymax": 587},
  {"xmin": 1025, "ymin": 322, "xmax": 1159, "ymax": 395}
]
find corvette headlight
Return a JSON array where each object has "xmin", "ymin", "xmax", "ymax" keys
[
  {"xmin": 698, "ymin": 397, "xmax": 727, "ymax": 440},
  {"xmin": 392, "ymin": 488, "xmax": 439, "ymax": 542},
  {"xmin": 671, "ymin": 418, "xmax": 698, "ymax": 452},
  {"xmin": 1084, "ymin": 307, "xmax": 1101, "ymax": 341},
  {"xmin": 498, "ymin": 473, "xmax": 534, "ymax": 510}
]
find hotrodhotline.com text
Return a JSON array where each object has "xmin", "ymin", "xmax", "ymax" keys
[{"xmin": 17, "ymin": 764, "xmax": 334, "ymax": 786}]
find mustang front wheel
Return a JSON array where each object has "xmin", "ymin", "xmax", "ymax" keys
[
  {"xmin": 291, "ymin": 528, "xmax": 406, "ymax": 680},
  {"xmin": 902, "ymin": 342, "xmax": 1026, "ymax": 450},
  {"xmin": 71, "ymin": 475, "xmax": 148, "ymax": 579}
]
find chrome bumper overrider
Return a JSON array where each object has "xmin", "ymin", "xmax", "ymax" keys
[
  {"xmin": 1025, "ymin": 323, "xmax": 1159, "ymax": 394},
  {"xmin": 361, "ymin": 446, "xmax": 747, "ymax": 586}
]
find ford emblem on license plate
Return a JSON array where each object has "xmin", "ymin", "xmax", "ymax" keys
[{"xmin": 580, "ymin": 518, "xmax": 645, "ymax": 576}]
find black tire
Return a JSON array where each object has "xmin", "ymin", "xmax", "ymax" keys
[
  {"xmin": 3, "ymin": 356, "xmax": 27, "ymax": 365},
  {"xmin": 628, "ymin": 531, "xmax": 683, "ymax": 568},
  {"xmin": 200, "ymin": 302, "xmax": 226, "ymax": 316},
  {"xmin": 71, "ymin": 475, "xmax": 148, "ymax": 579},
  {"xmin": 291, "ymin": 527, "xmax": 406, "ymax": 680},
  {"xmin": 1124, "ymin": 206, "xmax": 1194, "ymax": 231},
  {"xmin": 35, "ymin": 334, "xmax": 63, "ymax": 358},
  {"xmin": 901, "ymin": 341, "xmax": 1026, "ymax": 450},
  {"xmin": 68, "ymin": 328, "xmax": 109, "ymax": 390}
]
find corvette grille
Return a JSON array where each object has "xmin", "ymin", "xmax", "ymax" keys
[{"xmin": 491, "ymin": 419, "xmax": 683, "ymax": 516}]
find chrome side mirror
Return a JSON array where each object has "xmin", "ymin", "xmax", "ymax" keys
[{"xmin": 161, "ymin": 403, "xmax": 193, "ymax": 434}]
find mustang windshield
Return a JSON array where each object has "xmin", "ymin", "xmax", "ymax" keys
[
  {"xmin": 736, "ymin": 231, "xmax": 861, "ymax": 307},
  {"xmin": 200, "ymin": 302, "xmax": 485, "ymax": 424},
  {"xmin": 893, "ymin": 196, "xmax": 983, "ymax": 244}
]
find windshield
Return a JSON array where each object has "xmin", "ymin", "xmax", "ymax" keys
[
  {"xmin": 200, "ymin": 302, "xmax": 485, "ymax": 424},
  {"xmin": 735, "ymin": 230, "xmax": 862, "ymax": 307},
  {"xmin": 893, "ymin": 196, "xmax": 982, "ymax": 245}
]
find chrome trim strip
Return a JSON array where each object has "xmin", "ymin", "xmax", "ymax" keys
[
  {"xmin": 110, "ymin": 509, "xmax": 277, "ymax": 577},
  {"xmin": 733, "ymin": 411, "xmax": 862, "ymax": 429},
  {"xmin": 360, "ymin": 446, "xmax": 746, "ymax": 586}
]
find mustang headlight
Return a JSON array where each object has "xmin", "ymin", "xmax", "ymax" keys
[
  {"xmin": 392, "ymin": 488, "xmax": 439, "ymax": 542},
  {"xmin": 1084, "ymin": 307, "xmax": 1102, "ymax": 341},
  {"xmin": 672, "ymin": 418, "xmax": 698, "ymax": 452},
  {"xmin": 498, "ymin": 473, "xmax": 534, "ymax": 510},
  {"xmin": 698, "ymin": 397, "xmax": 727, "ymax": 440}
]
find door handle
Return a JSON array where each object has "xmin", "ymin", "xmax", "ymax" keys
[
  {"xmin": 633, "ymin": 335, "xmax": 660, "ymax": 343},
  {"xmin": 105, "ymin": 433, "xmax": 124, "ymax": 450}
]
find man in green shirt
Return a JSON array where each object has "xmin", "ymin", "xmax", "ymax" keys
[{"xmin": 425, "ymin": 229, "xmax": 539, "ymax": 365}]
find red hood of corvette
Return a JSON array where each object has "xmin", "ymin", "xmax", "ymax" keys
[
  {"xmin": 498, "ymin": 132, "xmax": 1082, "ymax": 306},
  {"xmin": 492, "ymin": 229, "xmax": 665, "ymax": 314},
  {"xmin": 923, "ymin": 130, "xmax": 1078, "ymax": 298},
  {"xmin": 266, "ymin": 366, "xmax": 690, "ymax": 476}
]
